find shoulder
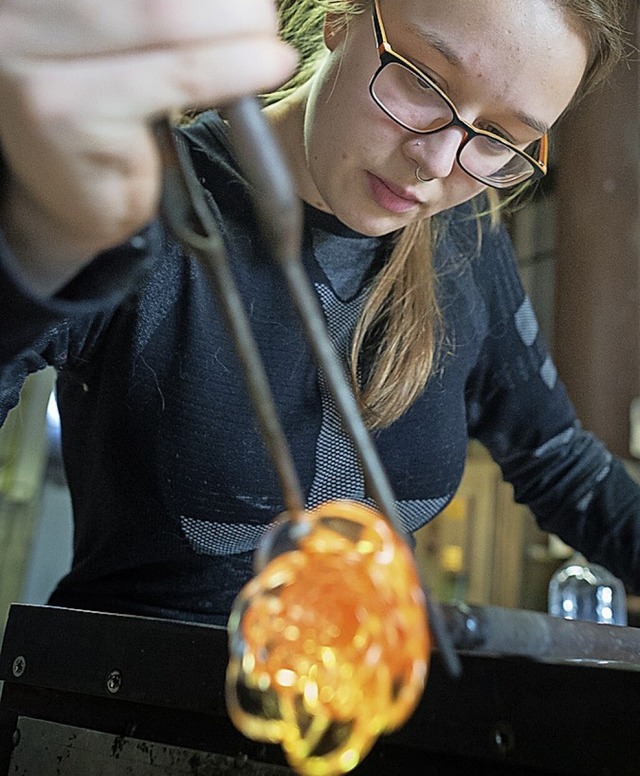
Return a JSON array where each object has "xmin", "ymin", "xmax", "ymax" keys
[
  {"xmin": 437, "ymin": 198, "xmax": 521, "ymax": 297},
  {"xmin": 176, "ymin": 111, "xmax": 258, "ymax": 224},
  {"xmin": 177, "ymin": 111, "xmax": 241, "ymax": 185},
  {"xmin": 177, "ymin": 110, "xmax": 231, "ymax": 157},
  {"xmin": 436, "ymin": 197, "xmax": 513, "ymax": 265}
]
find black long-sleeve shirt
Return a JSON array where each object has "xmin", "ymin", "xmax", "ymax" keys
[{"xmin": 1, "ymin": 112, "xmax": 638, "ymax": 621}]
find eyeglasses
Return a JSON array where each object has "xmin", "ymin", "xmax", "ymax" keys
[{"xmin": 368, "ymin": 0, "xmax": 548, "ymax": 189}]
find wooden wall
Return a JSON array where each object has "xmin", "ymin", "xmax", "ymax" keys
[{"xmin": 553, "ymin": 4, "xmax": 640, "ymax": 458}]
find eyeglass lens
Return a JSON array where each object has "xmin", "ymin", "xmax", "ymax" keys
[{"xmin": 371, "ymin": 61, "xmax": 536, "ymax": 186}]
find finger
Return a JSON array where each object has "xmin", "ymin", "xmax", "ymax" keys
[
  {"xmin": 12, "ymin": 39, "xmax": 298, "ymax": 120},
  {"xmin": 0, "ymin": 0, "xmax": 282, "ymax": 58}
]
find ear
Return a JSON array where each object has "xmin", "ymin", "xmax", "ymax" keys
[{"xmin": 323, "ymin": 13, "xmax": 348, "ymax": 50}]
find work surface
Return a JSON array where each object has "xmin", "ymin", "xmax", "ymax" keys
[{"xmin": 1, "ymin": 603, "xmax": 639, "ymax": 775}]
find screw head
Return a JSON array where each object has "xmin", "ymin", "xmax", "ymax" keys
[
  {"xmin": 492, "ymin": 722, "xmax": 515, "ymax": 756},
  {"xmin": 12, "ymin": 656, "xmax": 26, "ymax": 678},
  {"xmin": 106, "ymin": 670, "xmax": 123, "ymax": 694}
]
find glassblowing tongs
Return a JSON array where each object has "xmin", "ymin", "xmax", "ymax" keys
[{"xmin": 153, "ymin": 98, "xmax": 461, "ymax": 677}]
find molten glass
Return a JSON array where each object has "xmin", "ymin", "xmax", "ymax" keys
[{"xmin": 226, "ymin": 500, "xmax": 430, "ymax": 776}]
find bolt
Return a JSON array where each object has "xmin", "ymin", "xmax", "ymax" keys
[
  {"xmin": 12, "ymin": 656, "xmax": 26, "ymax": 678},
  {"xmin": 106, "ymin": 670, "xmax": 123, "ymax": 694},
  {"xmin": 492, "ymin": 722, "xmax": 515, "ymax": 756},
  {"xmin": 234, "ymin": 753, "xmax": 249, "ymax": 769}
]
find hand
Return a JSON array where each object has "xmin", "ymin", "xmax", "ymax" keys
[{"xmin": 0, "ymin": 0, "xmax": 296, "ymax": 292}]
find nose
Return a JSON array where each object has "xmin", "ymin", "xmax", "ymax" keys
[{"xmin": 404, "ymin": 127, "xmax": 466, "ymax": 181}]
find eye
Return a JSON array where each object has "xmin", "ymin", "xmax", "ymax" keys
[
  {"xmin": 484, "ymin": 125, "xmax": 512, "ymax": 144},
  {"xmin": 412, "ymin": 73, "xmax": 436, "ymax": 93},
  {"xmin": 474, "ymin": 133, "xmax": 511, "ymax": 157},
  {"xmin": 395, "ymin": 65, "xmax": 437, "ymax": 97}
]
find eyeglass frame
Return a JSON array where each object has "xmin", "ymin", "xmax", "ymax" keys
[{"xmin": 368, "ymin": 0, "xmax": 548, "ymax": 189}]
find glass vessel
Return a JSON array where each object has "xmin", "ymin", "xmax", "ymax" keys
[{"xmin": 548, "ymin": 555, "xmax": 627, "ymax": 626}]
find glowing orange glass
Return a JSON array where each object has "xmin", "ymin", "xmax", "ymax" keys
[{"xmin": 226, "ymin": 500, "xmax": 430, "ymax": 775}]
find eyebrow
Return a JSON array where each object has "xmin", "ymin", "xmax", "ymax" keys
[
  {"xmin": 405, "ymin": 23, "xmax": 550, "ymax": 137},
  {"xmin": 515, "ymin": 112, "xmax": 550, "ymax": 136},
  {"xmin": 406, "ymin": 24, "xmax": 464, "ymax": 68}
]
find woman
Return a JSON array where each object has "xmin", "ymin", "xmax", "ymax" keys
[{"xmin": 0, "ymin": 0, "xmax": 636, "ymax": 622}]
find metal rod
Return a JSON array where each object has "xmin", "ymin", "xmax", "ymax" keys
[
  {"xmin": 442, "ymin": 601, "xmax": 640, "ymax": 665},
  {"xmin": 224, "ymin": 98, "xmax": 461, "ymax": 678},
  {"xmin": 153, "ymin": 103, "xmax": 462, "ymax": 678},
  {"xmin": 225, "ymin": 99, "xmax": 402, "ymax": 530},
  {"xmin": 153, "ymin": 118, "xmax": 305, "ymax": 520}
]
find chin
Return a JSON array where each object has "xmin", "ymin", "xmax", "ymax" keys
[
  {"xmin": 328, "ymin": 203, "xmax": 410, "ymax": 237},
  {"xmin": 361, "ymin": 211, "xmax": 432, "ymax": 237}
]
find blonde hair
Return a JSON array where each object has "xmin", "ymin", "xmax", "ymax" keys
[
  {"xmin": 271, "ymin": 0, "xmax": 630, "ymax": 429},
  {"xmin": 557, "ymin": 0, "xmax": 631, "ymax": 100}
]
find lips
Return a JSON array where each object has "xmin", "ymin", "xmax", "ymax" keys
[{"xmin": 366, "ymin": 172, "xmax": 423, "ymax": 214}]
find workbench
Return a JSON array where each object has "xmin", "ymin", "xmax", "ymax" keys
[{"xmin": 1, "ymin": 603, "xmax": 639, "ymax": 775}]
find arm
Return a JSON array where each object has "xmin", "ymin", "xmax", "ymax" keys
[
  {"xmin": 0, "ymin": 0, "xmax": 296, "ymax": 295},
  {"xmin": 464, "ymin": 218, "xmax": 640, "ymax": 593}
]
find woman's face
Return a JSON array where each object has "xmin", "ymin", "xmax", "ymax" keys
[{"xmin": 288, "ymin": 0, "xmax": 588, "ymax": 236}]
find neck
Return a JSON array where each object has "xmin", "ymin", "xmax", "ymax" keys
[{"xmin": 263, "ymin": 83, "xmax": 330, "ymax": 213}]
